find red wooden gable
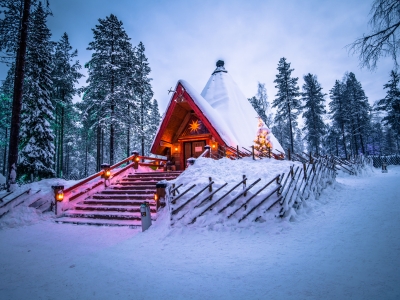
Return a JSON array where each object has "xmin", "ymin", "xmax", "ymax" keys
[{"xmin": 151, "ymin": 82, "xmax": 226, "ymax": 154}]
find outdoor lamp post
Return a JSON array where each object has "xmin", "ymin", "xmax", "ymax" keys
[
  {"xmin": 101, "ymin": 163, "xmax": 111, "ymax": 187},
  {"xmin": 51, "ymin": 185, "xmax": 64, "ymax": 216},
  {"xmin": 131, "ymin": 151, "xmax": 139, "ymax": 169}
]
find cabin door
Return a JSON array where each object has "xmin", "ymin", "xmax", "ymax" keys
[{"xmin": 183, "ymin": 140, "xmax": 206, "ymax": 167}]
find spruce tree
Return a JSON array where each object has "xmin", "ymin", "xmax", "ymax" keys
[
  {"xmin": 344, "ymin": 72, "xmax": 371, "ymax": 155},
  {"xmin": 329, "ymin": 80, "xmax": 348, "ymax": 157},
  {"xmin": 145, "ymin": 99, "xmax": 161, "ymax": 154},
  {"xmin": 301, "ymin": 73, "xmax": 326, "ymax": 155},
  {"xmin": 376, "ymin": 70, "xmax": 400, "ymax": 137},
  {"xmin": 248, "ymin": 83, "xmax": 273, "ymax": 127},
  {"xmin": 0, "ymin": 65, "xmax": 14, "ymax": 175},
  {"xmin": 0, "ymin": 0, "xmax": 32, "ymax": 189},
  {"xmin": 133, "ymin": 42, "xmax": 154, "ymax": 156},
  {"xmin": 19, "ymin": 2, "xmax": 54, "ymax": 179},
  {"xmin": 85, "ymin": 14, "xmax": 133, "ymax": 165},
  {"xmin": 272, "ymin": 57, "xmax": 301, "ymax": 153},
  {"xmin": 52, "ymin": 33, "xmax": 83, "ymax": 177}
]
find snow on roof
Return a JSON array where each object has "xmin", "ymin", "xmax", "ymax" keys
[
  {"xmin": 201, "ymin": 62, "xmax": 284, "ymax": 153},
  {"xmin": 178, "ymin": 79, "xmax": 239, "ymax": 146},
  {"xmin": 151, "ymin": 61, "xmax": 284, "ymax": 154}
]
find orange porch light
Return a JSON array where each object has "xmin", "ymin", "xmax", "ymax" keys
[{"xmin": 56, "ymin": 190, "xmax": 64, "ymax": 201}]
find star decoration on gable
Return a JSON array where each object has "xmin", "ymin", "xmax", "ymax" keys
[{"xmin": 189, "ymin": 119, "xmax": 201, "ymax": 133}]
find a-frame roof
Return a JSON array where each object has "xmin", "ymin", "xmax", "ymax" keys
[{"xmin": 150, "ymin": 80, "xmax": 238, "ymax": 155}]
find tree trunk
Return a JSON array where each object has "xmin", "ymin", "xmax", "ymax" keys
[
  {"xmin": 2, "ymin": 127, "xmax": 7, "ymax": 176},
  {"xmin": 84, "ymin": 133, "xmax": 88, "ymax": 177},
  {"xmin": 96, "ymin": 123, "xmax": 101, "ymax": 172},
  {"xmin": 341, "ymin": 123, "xmax": 347, "ymax": 158},
  {"xmin": 54, "ymin": 103, "xmax": 59, "ymax": 176},
  {"xmin": 60, "ymin": 105, "xmax": 64, "ymax": 177},
  {"xmin": 7, "ymin": 0, "xmax": 31, "ymax": 188},
  {"xmin": 101, "ymin": 128, "xmax": 104, "ymax": 164}
]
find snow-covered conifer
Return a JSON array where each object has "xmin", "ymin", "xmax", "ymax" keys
[
  {"xmin": 132, "ymin": 42, "xmax": 154, "ymax": 156},
  {"xmin": 376, "ymin": 70, "xmax": 400, "ymax": 137},
  {"xmin": 272, "ymin": 58, "xmax": 301, "ymax": 153},
  {"xmin": 248, "ymin": 83, "xmax": 273, "ymax": 127},
  {"xmin": 19, "ymin": 2, "xmax": 55, "ymax": 179},
  {"xmin": 301, "ymin": 73, "xmax": 326, "ymax": 155},
  {"xmin": 52, "ymin": 33, "xmax": 83, "ymax": 177},
  {"xmin": 85, "ymin": 14, "xmax": 133, "ymax": 165}
]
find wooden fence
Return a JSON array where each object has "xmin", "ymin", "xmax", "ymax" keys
[{"xmin": 164, "ymin": 153, "xmax": 371, "ymax": 226}]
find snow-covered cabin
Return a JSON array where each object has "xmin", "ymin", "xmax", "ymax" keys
[{"xmin": 150, "ymin": 61, "xmax": 283, "ymax": 170}]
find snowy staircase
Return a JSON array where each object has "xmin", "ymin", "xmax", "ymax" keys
[{"xmin": 55, "ymin": 171, "xmax": 181, "ymax": 227}]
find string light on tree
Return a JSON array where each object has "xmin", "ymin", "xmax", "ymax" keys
[{"xmin": 254, "ymin": 117, "xmax": 272, "ymax": 156}]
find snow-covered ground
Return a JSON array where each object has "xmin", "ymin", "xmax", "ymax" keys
[{"xmin": 0, "ymin": 166, "xmax": 399, "ymax": 299}]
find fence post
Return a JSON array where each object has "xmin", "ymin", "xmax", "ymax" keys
[
  {"xmin": 51, "ymin": 185, "xmax": 64, "ymax": 216},
  {"xmin": 243, "ymin": 175, "xmax": 247, "ymax": 196},
  {"xmin": 303, "ymin": 163, "xmax": 307, "ymax": 179},
  {"xmin": 204, "ymin": 145, "xmax": 211, "ymax": 158},
  {"xmin": 252, "ymin": 146, "xmax": 255, "ymax": 160},
  {"xmin": 288, "ymin": 148, "xmax": 291, "ymax": 161},
  {"xmin": 237, "ymin": 145, "xmax": 240, "ymax": 159},
  {"xmin": 155, "ymin": 182, "xmax": 167, "ymax": 210}
]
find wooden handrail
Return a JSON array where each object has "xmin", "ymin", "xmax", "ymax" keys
[
  {"xmin": 63, "ymin": 170, "xmax": 104, "ymax": 195},
  {"xmin": 63, "ymin": 154, "xmax": 167, "ymax": 197}
]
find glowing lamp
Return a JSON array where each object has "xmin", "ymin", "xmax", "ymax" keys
[
  {"xmin": 154, "ymin": 193, "xmax": 158, "ymax": 201},
  {"xmin": 212, "ymin": 144, "xmax": 216, "ymax": 148},
  {"xmin": 101, "ymin": 163, "xmax": 111, "ymax": 179},
  {"xmin": 56, "ymin": 190, "xmax": 64, "ymax": 201},
  {"xmin": 51, "ymin": 185, "xmax": 65, "ymax": 204},
  {"xmin": 175, "ymin": 147, "xmax": 178, "ymax": 151},
  {"xmin": 135, "ymin": 156, "xmax": 140, "ymax": 162}
]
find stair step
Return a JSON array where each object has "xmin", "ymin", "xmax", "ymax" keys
[
  {"xmin": 82, "ymin": 199, "xmax": 156, "ymax": 206},
  {"xmin": 101, "ymin": 190, "xmax": 154, "ymax": 195},
  {"xmin": 75, "ymin": 204, "xmax": 156, "ymax": 213},
  {"xmin": 110, "ymin": 185, "xmax": 156, "ymax": 190},
  {"xmin": 63, "ymin": 210, "xmax": 156, "ymax": 221},
  {"xmin": 55, "ymin": 217, "xmax": 144, "ymax": 228},
  {"xmin": 91, "ymin": 194, "xmax": 154, "ymax": 200}
]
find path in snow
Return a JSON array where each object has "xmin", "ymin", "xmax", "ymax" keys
[{"xmin": 0, "ymin": 167, "xmax": 399, "ymax": 299}]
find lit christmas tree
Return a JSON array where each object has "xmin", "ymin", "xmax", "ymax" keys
[{"xmin": 254, "ymin": 118, "xmax": 273, "ymax": 157}]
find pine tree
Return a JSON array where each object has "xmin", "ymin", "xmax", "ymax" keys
[
  {"xmin": 294, "ymin": 128, "xmax": 305, "ymax": 154},
  {"xmin": 132, "ymin": 42, "xmax": 154, "ymax": 156},
  {"xmin": 329, "ymin": 80, "xmax": 348, "ymax": 157},
  {"xmin": 85, "ymin": 14, "xmax": 133, "ymax": 166},
  {"xmin": 272, "ymin": 58, "xmax": 301, "ymax": 153},
  {"xmin": 0, "ymin": 0, "xmax": 25, "ymax": 64},
  {"xmin": 344, "ymin": 72, "xmax": 371, "ymax": 155},
  {"xmin": 52, "ymin": 33, "xmax": 83, "ymax": 177},
  {"xmin": 19, "ymin": 2, "xmax": 54, "ymax": 179},
  {"xmin": 301, "ymin": 73, "xmax": 326, "ymax": 155},
  {"xmin": 0, "ymin": 65, "xmax": 14, "ymax": 175},
  {"xmin": 144, "ymin": 99, "xmax": 161, "ymax": 154},
  {"xmin": 323, "ymin": 125, "xmax": 341, "ymax": 156},
  {"xmin": 0, "ymin": 0, "xmax": 32, "ymax": 189},
  {"xmin": 248, "ymin": 83, "xmax": 273, "ymax": 127},
  {"xmin": 376, "ymin": 70, "xmax": 400, "ymax": 137}
]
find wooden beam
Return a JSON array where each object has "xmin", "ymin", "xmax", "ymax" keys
[
  {"xmin": 172, "ymin": 111, "xmax": 192, "ymax": 143},
  {"xmin": 160, "ymin": 140, "xmax": 173, "ymax": 147}
]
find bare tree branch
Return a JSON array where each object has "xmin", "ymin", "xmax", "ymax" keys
[{"xmin": 348, "ymin": 0, "xmax": 400, "ymax": 70}]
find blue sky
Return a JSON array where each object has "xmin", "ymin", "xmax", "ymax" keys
[{"xmin": 1, "ymin": 0, "xmax": 394, "ymax": 114}]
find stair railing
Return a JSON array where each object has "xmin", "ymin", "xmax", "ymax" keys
[{"xmin": 53, "ymin": 153, "xmax": 167, "ymax": 215}]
